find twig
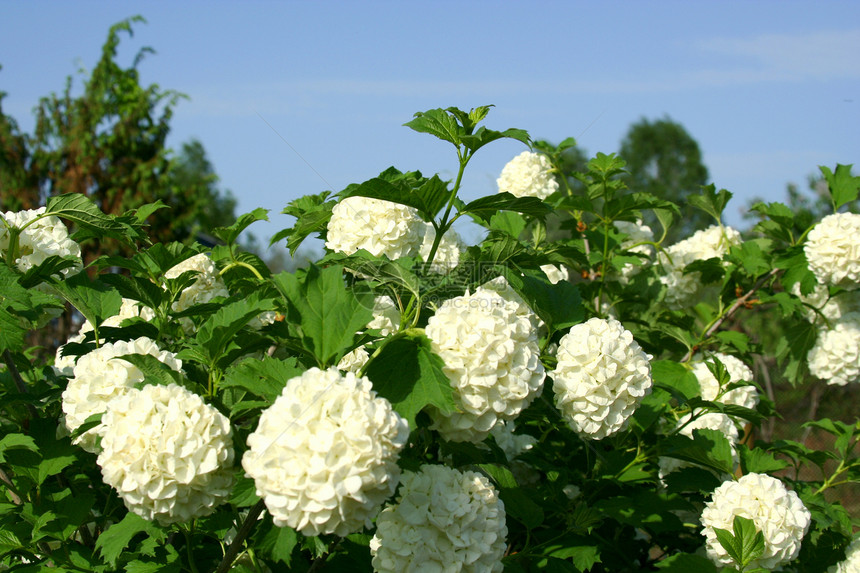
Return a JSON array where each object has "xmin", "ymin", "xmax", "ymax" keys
[
  {"xmin": 800, "ymin": 382, "xmax": 824, "ymax": 445},
  {"xmin": 681, "ymin": 269, "xmax": 780, "ymax": 363},
  {"xmin": 214, "ymin": 500, "xmax": 266, "ymax": 573}
]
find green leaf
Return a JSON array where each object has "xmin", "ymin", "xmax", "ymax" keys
[
  {"xmin": 652, "ymin": 360, "xmax": 700, "ymax": 402},
  {"xmin": 272, "ymin": 265, "xmax": 374, "ymax": 367},
  {"xmin": 499, "ymin": 487, "xmax": 544, "ymax": 530},
  {"xmin": 460, "ymin": 126, "xmax": 530, "ymax": 153},
  {"xmin": 654, "ymin": 553, "xmax": 718, "ymax": 572},
  {"xmin": 45, "ymin": 193, "xmax": 141, "ymax": 244},
  {"xmin": 661, "ymin": 428, "xmax": 734, "ymax": 475},
  {"xmin": 229, "ymin": 473, "xmax": 261, "ymax": 507},
  {"xmin": 99, "ymin": 273, "xmax": 164, "ymax": 310},
  {"xmin": 820, "ymin": 164, "xmax": 860, "ymax": 210},
  {"xmin": 403, "ymin": 108, "xmax": 463, "ymax": 146},
  {"xmin": 738, "ymin": 447, "xmax": 789, "ymax": 475},
  {"xmin": 688, "ymin": 185, "xmax": 733, "ymax": 223},
  {"xmin": 733, "ymin": 515, "xmax": 766, "ymax": 568},
  {"xmin": 116, "ymin": 353, "xmax": 185, "ymax": 388},
  {"xmin": 95, "ymin": 512, "xmax": 163, "ymax": 567},
  {"xmin": 503, "ymin": 270, "xmax": 584, "ymax": 334},
  {"xmin": 0, "ymin": 306, "xmax": 27, "ymax": 355},
  {"xmin": 776, "ymin": 246, "xmax": 817, "ymax": 296},
  {"xmin": 0, "ymin": 433, "xmax": 38, "ymax": 463},
  {"xmin": 274, "ymin": 191, "xmax": 334, "ymax": 255},
  {"xmin": 255, "ymin": 517, "xmax": 298, "ymax": 566},
  {"xmin": 212, "ymin": 207, "xmax": 269, "ymax": 245},
  {"xmin": 461, "ymin": 192, "xmax": 551, "ymax": 224},
  {"xmin": 195, "ymin": 295, "xmax": 277, "ymax": 366},
  {"xmin": 340, "ymin": 169, "xmax": 450, "ymax": 222},
  {"xmin": 222, "ymin": 356, "xmax": 304, "ymax": 402},
  {"xmin": 713, "ymin": 526, "xmax": 743, "ymax": 566},
  {"xmin": 50, "ymin": 272, "xmax": 123, "ymax": 333},
  {"xmin": 364, "ymin": 331, "xmax": 457, "ymax": 429}
]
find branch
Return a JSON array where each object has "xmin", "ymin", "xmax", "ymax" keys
[
  {"xmin": 214, "ymin": 500, "xmax": 266, "ymax": 573},
  {"xmin": 682, "ymin": 268, "xmax": 780, "ymax": 363}
]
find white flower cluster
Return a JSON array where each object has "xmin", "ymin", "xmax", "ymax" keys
[
  {"xmin": 489, "ymin": 420, "xmax": 536, "ymax": 461},
  {"xmin": 61, "ymin": 337, "xmax": 182, "ymax": 453},
  {"xmin": 97, "ymin": 383, "xmax": 234, "ymax": 525},
  {"xmin": 551, "ymin": 317, "xmax": 652, "ymax": 439},
  {"xmin": 808, "ymin": 312, "xmax": 860, "ymax": 386},
  {"xmin": 701, "ymin": 473, "xmax": 811, "ymax": 570},
  {"xmin": 164, "ymin": 253, "xmax": 230, "ymax": 317},
  {"xmin": 54, "ymin": 298, "xmax": 156, "ymax": 376},
  {"xmin": 496, "ymin": 150, "xmax": 558, "ymax": 200},
  {"xmin": 804, "ymin": 213, "xmax": 860, "ymax": 289},
  {"xmin": 0, "ymin": 207, "xmax": 82, "ymax": 278},
  {"xmin": 692, "ymin": 353, "xmax": 759, "ymax": 410},
  {"xmin": 658, "ymin": 225, "xmax": 741, "ymax": 309},
  {"xmin": 242, "ymin": 367, "xmax": 409, "ymax": 537},
  {"xmin": 326, "ymin": 196, "xmax": 425, "ymax": 260},
  {"xmin": 613, "ymin": 220, "xmax": 655, "ymax": 283},
  {"xmin": 829, "ymin": 536, "xmax": 860, "ymax": 573},
  {"xmin": 424, "ymin": 278, "xmax": 545, "ymax": 442},
  {"xmin": 370, "ymin": 464, "xmax": 507, "ymax": 573}
]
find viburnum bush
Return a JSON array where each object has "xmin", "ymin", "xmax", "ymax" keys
[{"xmin": 1, "ymin": 106, "xmax": 859, "ymax": 572}]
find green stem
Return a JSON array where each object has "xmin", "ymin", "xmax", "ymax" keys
[
  {"xmin": 220, "ymin": 260, "xmax": 264, "ymax": 280},
  {"xmin": 183, "ymin": 527, "xmax": 200, "ymax": 573},
  {"xmin": 214, "ymin": 500, "xmax": 266, "ymax": 573},
  {"xmin": 426, "ymin": 149, "xmax": 471, "ymax": 267}
]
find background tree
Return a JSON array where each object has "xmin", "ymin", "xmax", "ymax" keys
[{"xmin": 618, "ymin": 116, "xmax": 710, "ymax": 243}]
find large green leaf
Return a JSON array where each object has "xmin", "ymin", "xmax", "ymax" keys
[
  {"xmin": 503, "ymin": 270, "xmax": 583, "ymax": 335},
  {"xmin": 340, "ymin": 169, "xmax": 450, "ymax": 222},
  {"xmin": 222, "ymin": 356, "xmax": 304, "ymax": 402},
  {"xmin": 403, "ymin": 108, "xmax": 463, "ymax": 146},
  {"xmin": 661, "ymin": 428, "xmax": 735, "ymax": 475},
  {"xmin": 688, "ymin": 185, "xmax": 733, "ymax": 223},
  {"xmin": 50, "ymin": 272, "xmax": 123, "ymax": 333},
  {"xmin": 462, "ymin": 192, "xmax": 551, "ymax": 224},
  {"xmin": 212, "ymin": 207, "xmax": 269, "ymax": 246},
  {"xmin": 45, "ymin": 193, "xmax": 142, "ymax": 244},
  {"xmin": 820, "ymin": 163, "xmax": 860, "ymax": 210},
  {"xmin": 195, "ymin": 295, "xmax": 277, "ymax": 366},
  {"xmin": 364, "ymin": 331, "xmax": 457, "ymax": 429},
  {"xmin": 272, "ymin": 264, "xmax": 374, "ymax": 367}
]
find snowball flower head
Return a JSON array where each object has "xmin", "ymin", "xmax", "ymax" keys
[
  {"xmin": 242, "ymin": 367, "xmax": 409, "ymax": 537},
  {"xmin": 658, "ymin": 225, "xmax": 741, "ymax": 309},
  {"xmin": 497, "ymin": 150, "xmax": 558, "ymax": 200},
  {"xmin": 164, "ymin": 253, "xmax": 229, "ymax": 325},
  {"xmin": 0, "ymin": 207, "xmax": 82, "ymax": 278},
  {"xmin": 691, "ymin": 353, "xmax": 759, "ymax": 410},
  {"xmin": 370, "ymin": 464, "xmax": 507, "ymax": 573},
  {"xmin": 701, "ymin": 473, "xmax": 811, "ymax": 570},
  {"xmin": 551, "ymin": 317, "xmax": 652, "ymax": 439},
  {"xmin": 61, "ymin": 337, "xmax": 182, "ymax": 452},
  {"xmin": 808, "ymin": 312, "xmax": 860, "ymax": 386},
  {"xmin": 828, "ymin": 536, "xmax": 860, "ymax": 573},
  {"xmin": 804, "ymin": 213, "xmax": 860, "ymax": 289},
  {"xmin": 424, "ymin": 279, "xmax": 545, "ymax": 442},
  {"xmin": 97, "ymin": 383, "xmax": 234, "ymax": 525},
  {"xmin": 326, "ymin": 196, "xmax": 424, "ymax": 259}
]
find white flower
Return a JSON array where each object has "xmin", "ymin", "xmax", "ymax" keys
[
  {"xmin": 164, "ymin": 253, "xmax": 230, "ymax": 321},
  {"xmin": 805, "ymin": 213, "xmax": 860, "ymax": 289},
  {"xmin": 658, "ymin": 225, "xmax": 741, "ymax": 309},
  {"xmin": 691, "ymin": 353, "xmax": 759, "ymax": 410},
  {"xmin": 489, "ymin": 420, "xmax": 536, "ymax": 461},
  {"xmin": 808, "ymin": 312, "xmax": 860, "ymax": 386},
  {"xmin": 424, "ymin": 279, "xmax": 545, "ymax": 442},
  {"xmin": 497, "ymin": 150, "xmax": 558, "ymax": 200},
  {"xmin": 793, "ymin": 282, "xmax": 860, "ymax": 324},
  {"xmin": 701, "ymin": 473, "xmax": 811, "ymax": 570},
  {"xmin": 370, "ymin": 464, "xmax": 507, "ymax": 573},
  {"xmin": 419, "ymin": 223, "xmax": 464, "ymax": 273},
  {"xmin": 540, "ymin": 264, "xmax": 569, "ymax": 285},
  {"xmin": 97, "ymin": 383, "xmax": 234, "ymax": 525},
  {"xmin": 551, "ymin": 317, "xmax": 652, "ymax": 439},
  {"xmin": 61, "ymin": 337, "xmax": 183, "ymax": 453},
  {"xmin": 326, "ymin": 196, "xmax": 424, "ymax": 259},
  {"xmin": 0, "ymin": 207, "xmax": 82, "ymax": 278},
  {"xmin": 337, "ymin": 346, "xmax": 370, "ymax": 374},
  {"xmin": 54, "ymin": 298, "xmax": 156, "ymax": 376},
  {"xmin": 242, "ymin": 367, "xmax": 409, "ymax": 537},
  {"xmin": 829, "ymin": 536, "xmax": 860, "ymax": 573},
  {"xmin": 613, "ymin": 220, "xmax": 655, "ymax": 283}
]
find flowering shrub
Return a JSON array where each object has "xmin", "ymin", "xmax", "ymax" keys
[{"xmin": 1, "ymin": 105, "xmax": 859, "ymax": 573}]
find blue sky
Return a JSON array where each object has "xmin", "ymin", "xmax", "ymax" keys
[{"xmin": 2, "ymin": 1, "xmax": 858, "ymax": 249}]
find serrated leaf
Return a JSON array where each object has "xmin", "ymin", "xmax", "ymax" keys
[
  {"xmin": 0, "ymin": 433, "xmax": 38, "ymax": 462},
  {"xmin": 820, "ymin": 163, "xmax": 860, "ymax": 210},
  {"xmin": 655, "ymin": 552, "xmax": 717, "ymax": 572},
  {"xmin": 340, "ymin": 170, "xmax": 450, "ymax": 222},
  {"xmin": 99, "ymin": 273, "xmax": 164, "ymax": 310},
  {"xmin": 212, "ymin": 207, "xmax": 269, "ymax": 245},
  {"xmin": 195, "ymin": 295, "xmax": 277, "ymax": 366},
  {"xmin": 504, "ymin": 270, "xmax": 584, "ymax": 334},
  {"xmin": 652, "ymin": 360, "xmax": 700, "ymax": 401},
  {"xmin": 739, "ymin": 447, "xmax": 789, "ymax": 474},
  {"xmin": 222, "ymin": 356, "xmax": 304, "ymax": 402},
  {"xmin": 116, "ymin": 353, "xmax": 186, "ymax": 388},
  {"xmin": 403, "ymin": 108, "xmax": 463, "ymax": 146},
  {"xmin": 364, "ymin": 332, "xmax": 457, "ymax": 429},
  {"xmin": 272, "ymin": 265, "xmax": 373, "ymax": 367},
  {"xmin": 462, "ymin": 192, "xmax": 551, "ymax": 224},
  {"xmin": 95, "ymin": 512, "xmax": 162, "ymax": 566},
  {"xmin": 229, "ymin": 473, "xmax": 261, "ymax": 507},
  {"xmin": 255, "ymin": 517, "xmax": 298, "ymax": 566},
  {"xmin": 50, "ymin": 273, "xmax": 123, "ymax": 334},
  {"xmin": 689, "ymin": 185, "xmax": 733, "ymax": 223},
  {"xmin": 45, "ymin": 193, "xmax": 141, "ymax": 243},
  {"xmin": 661, "ymin": 428, "xmax": 734, "ymax": 475},
  {"xmin": 460, "ymin": 126, "xmax": 530, "ymax": 153}
]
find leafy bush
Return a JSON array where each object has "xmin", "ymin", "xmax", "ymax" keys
[{"xmin": 1, "ymin": 106, "xmax": 858, "ymax": 572}]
